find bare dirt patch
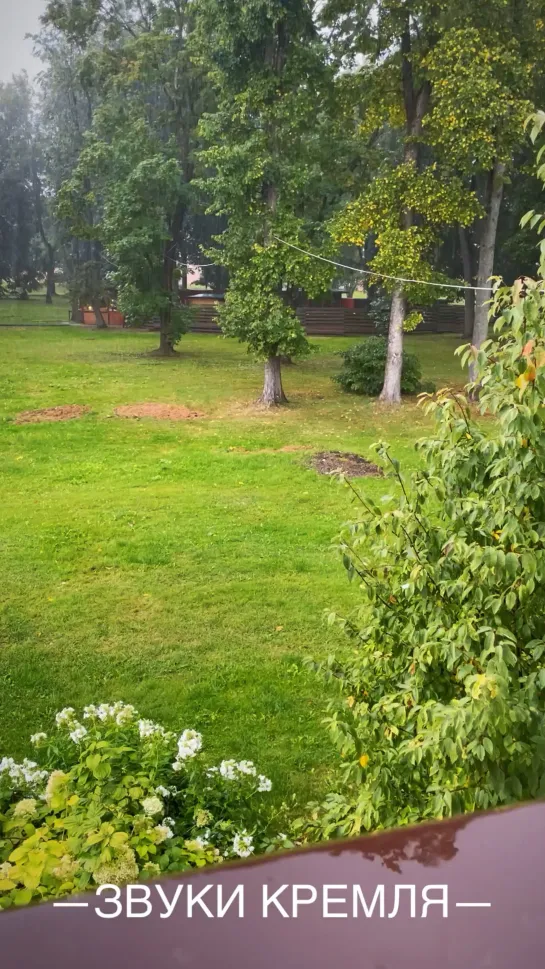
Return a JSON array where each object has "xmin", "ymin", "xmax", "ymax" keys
[
  {"xmin": 309, "ymin": 451, "xmax": 383, "ymax": 477},
  {"xmin": 114, "ymin": 403, "xmax": 204, "ymax": 420},
  {"xmin": 15, "ymin": 405, "xmax": 90, "ymax": 425}
]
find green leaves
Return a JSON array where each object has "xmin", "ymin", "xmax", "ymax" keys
[
  {"xmin": 306, "ymin": 214, "xmax": 545, "ymax": 836},
  {"xmin": 0, "ymin": 700, "xmax": 286, "ymax": 910},
  {"xmin": 195, "ymin": 0, "xmax": 336, "ymax": 364}
]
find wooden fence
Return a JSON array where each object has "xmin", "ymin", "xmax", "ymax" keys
[{"xmin": 189, "ymin": 302, "xmax": 465, "ymax": 336}]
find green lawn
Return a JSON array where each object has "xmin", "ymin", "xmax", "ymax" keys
[
  {"xmin": 0, "ymin": 294, "xmax": 70, "ymax": 324},
  {"xmin": 0, "ymin": 327, "xmax": 465, "ymax": 803}
]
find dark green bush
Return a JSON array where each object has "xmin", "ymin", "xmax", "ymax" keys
[{"xmin": 335, "ymin": 336, "xmax": 430, "ymax": 396}]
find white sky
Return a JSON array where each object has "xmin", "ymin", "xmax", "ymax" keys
[{"xmin": 0, "ymin": 0, "xmax": 47, "ymax": 83}]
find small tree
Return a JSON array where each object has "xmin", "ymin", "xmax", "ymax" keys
[
  {"xmin": 333, "ymin": 162, "xmax": 480, "ymax": 401},
  {"xmin": 305, "ymin": 141, "xmax": 545, "ymax": 835},
  {"xmin": 196, "ymin": 0, "xmax": 335, "ymax": 405}
]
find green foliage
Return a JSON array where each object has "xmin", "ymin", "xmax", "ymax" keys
[
  {"xmin": 217, "ymin": 229, "xmax": 334, "ymax": 359},
  {"xmin": 0, "ymin": 702, "xmax": 289, "ymax": 908},
  {"xmin": 58, "ymin": 112, "xmax": 188, "ymax": 338},
  {"xmin": 333, "ymin": 162, "xmax": 480, "ymax": 303},
  {"xmin": 424, "ymin": 27, "xmax": 532, "ymax": 172},
  {"xmin": 335, "ymin": 337, "xmax": 429, "ymax": 397},
  {"xmin": 305, "ymin": 265, "xmax": 545, "ymax": 838},
  {"xmin": 196, "ymin": 0, "xmax": 336, "ymax": 364}
]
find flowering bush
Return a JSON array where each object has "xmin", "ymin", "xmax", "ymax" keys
[{"xmin": 0, "ymin": 702, "xmax": 291, "ymax": 909}]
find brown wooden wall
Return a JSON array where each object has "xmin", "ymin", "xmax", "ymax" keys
[{"xmin": 189, "ymin": 303, "xmax": 465, "ymax": 336}]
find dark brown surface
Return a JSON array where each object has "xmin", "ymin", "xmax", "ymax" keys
[
  {"xmin": 2, "ymin": 802, "xmax": 544, "ymax": 968},
  {"xmin": 310, "ymin": 451, "xmax": 384, "ymax": 477},
  {"xmin": 189, "ymin": 303, "xmax": 466, "ymax": 336},
  {"xmin": 15, "ymin": 405, "xmax": 90, "ymax": 424}
]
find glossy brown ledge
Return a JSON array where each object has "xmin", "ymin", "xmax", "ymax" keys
[{"xmin": 2, "ymin": 801, "xmax": 544, "ymax": 968}]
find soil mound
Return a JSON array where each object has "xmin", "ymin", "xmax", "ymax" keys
[
  {"xmin": 310, "ymin": 451, "xmax": 383, "ymax": 477},
  {"xmin": 15, "ymin": 405, "xmax": 90, "ymax": 424}
]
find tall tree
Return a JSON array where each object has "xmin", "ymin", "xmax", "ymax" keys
[
  {"xmin": 324, "ymin": 1, "xmax": 479, "ymax": 402},
  {"xmin": 0, "ymin": 75, "xmax": 37, "ymax": 298},
  {"xmin": 36, "ymin": 10, "xmax": 109, "ymax": 323},
  {"xmin": 46, "ymin": 0, "xmax": 210, "ymax": 350},
  {"xmin": 424, "ymin": 21, "xmax": 535, "ymax": 376},
  {"xmin": 195, "ymin": 0, "xmax": 335, "ymax": 405}
]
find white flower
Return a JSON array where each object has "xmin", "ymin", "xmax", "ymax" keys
[
  {"xmin": 191, "ymin": 835, "xmax": 209, "ymax": 849},
  {"xmin": 232, "ymin": 832, "xmax": 254, "ymax": 858},
  {"xmin": 69, "ymin": 723, "xmax": 88, "ymax": 744},
  {"xmin": 30, "ymin": 732, "xmax": 47, "ymax": 746},
  {"xmin": 237, "ymin": 760, "xmax": 257, "ymax": 776},
  {"xmin": 154, "ymin": 823, "xmax": 174, "ymax": 843},
  {"xmin": 176, "ymin": 729, "xmax": 202, "ymax": 760},
  {"xmin": 97, "ymin": 704, "xmax": 114, "ymax": 721},
  {"xmin": 12, "ymin": 798, "xmax": 38, "ymax": 819},
  {"xmin": 219, "ymin": 759, "xmax": 239, "ymax": 780},
  {"xmin": 83, "ymin": 701, "xmax": 137, "ymax": 725},
  {"xmin": 141, "ymin": 796, "xmax": 163, "ymax": 817},
  {"xmin": 0, "ymin": 757, "xmax": 49, "ymax": 792},
  {"xmin": 194, "ymin": 808, "xmax": 212, "ymax": 827},
  {"xmin": 155, "ymin": 785, "xmax": 170, "ymax": 798},
  {"xmin": 55, "ymin": 707, "xmax": 76, "ymax": 727},
  {"xmin": 138, "ymin": 719, "xmax": 168, "ymax": 739},
  {"xmin": 44, "ymin": 770, "xmax": 68, "ymax": 804},
  {"xmin": 115, "ymin": 704, "xmax": 136, "ymax": 725},
  {"xmin": 257, "ymin": 774, "xmax": 272, "ymax": 792}
]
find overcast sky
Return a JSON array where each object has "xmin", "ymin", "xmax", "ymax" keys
[{"xmin": 0, "ymin": 0, "xmax": 47, "ymax": 83}]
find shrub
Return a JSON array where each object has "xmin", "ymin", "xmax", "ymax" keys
[
  {"xmin": 0, "ymin": 702, "xmax": 292, "ymax": 909},
  {"xmin": 335, "ymin": 337, "xmax": 430, "ymax": 396},
  {"xmin": 304, "ymin": 270, "xmax": 545, "ymax": 840}
]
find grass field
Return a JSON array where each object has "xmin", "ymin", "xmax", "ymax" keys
[
  {"xmin": 0, "ymin": 325, "xmax": 466, "ymax": 803},
  {"xmin": 0, "ymin": 294, "xmax": 70, "ymax": 324}
]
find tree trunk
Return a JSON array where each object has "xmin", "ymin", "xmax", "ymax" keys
[
  {"xmin": 45, "ymin": 249, "xmax": 55, "ymax": 305},
  {"xmin": 470, "ymin": 161, "xmax": 506, "ymax": 381},
  {"xmin": 259, "ymin": 356, "xmax": 287, "ymax": 406},
  {"xmin": 153, "ymin": 238, "xmax": 178, "ymax": 356},
  {"xmin": 156, "ymin": 307, "xmax": 177, "ymax": 356},
  {"xmin": 380, "ymin": 286, "xmax": 406, "ymax": 404},
  {"xmin": 378, "ymin": 24, "xmax": 430, "ymax": 404},
  {"xmin": 71, "ymin": 296, "xmax": 80, "ymax": 323},
  {"xmin": 93, "ymin": 299, "xmax": 107, "ymax": 328},
  {"xmin": 458, "ymin": 225, "xmax": 475, "ymax": 338}
]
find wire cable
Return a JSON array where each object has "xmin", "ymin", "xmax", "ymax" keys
[{"xmin": 272, "ymin": 235, "xmax": 492, "ymax": 292}]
